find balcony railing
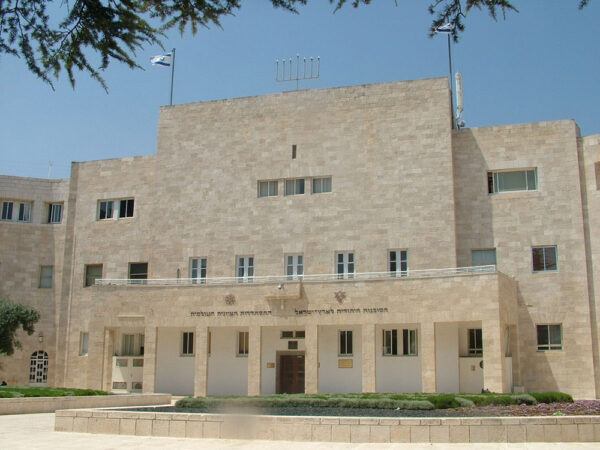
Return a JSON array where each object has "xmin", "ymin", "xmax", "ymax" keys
[{"xmin": 94, "ymin": 265, "xmax": 496, "ymax": 287}]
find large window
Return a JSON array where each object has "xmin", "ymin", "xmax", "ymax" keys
[
  {"xmin": 1, "ymin": 200, "xmax": 32, "ymax": 222},
  {"xmin": 488, "ymin": 169, "xmax": 537, "ymax": 194},
  {"xmin": 472, "ymin": 249, "xmax": 497, "ymax": 267},
  {"xmin": 258, "ymin": 180, "xmax": 278, "ymax": 198},
  {"xmin": 336, "ymin": 252, "xmax": 355, "ymax": 279},
  {"xmin": 237, "ymin": 256, "xmax": 254, "ymax": 283},
  {"xmin": 85, "ymin": 264, "xmax": 103, "ymax": 287},
  {"xmin": 129, "ymin": 262, "xmax": 148, "ymax": 284},
  {"xmin": 468, "ymin": 328, "xmax": 483, "ymax": 355},
  {"xmin": 190, "ymin": 258, "xmax": 207, "ymax": 284},
  {"xmin": 339, "ymin": 330, "xmax": 353, "ymax": 356},
  {"xmin": 532, "ymin": 246, "xmax": 557, "ymax": 272},
  {"xmin": 537, "ymin": 324, "xmax": 562, "ymax": 351},
  {"xmin": 182, "ymin": 332, "xmax": 194, "ymax": 356},
  {"xmin": 97, "ymin": 198, "xmax": 134, "ymax": 220},
  {"xmin": 389, "ymin": 250, "xmax": 408, "ymax": 277},
  {"xmin": 285, "ymin": 178, "xmax": 305, "ymax": 196},
  {"xmin": 403, "ymin": 329, "xmax": 418, "ymax": 356},
  {"xmin": 312, "ymin": 177, "xmax": 332, "ymax": 194},
  {"xmin": 383, "ymin": 329, "xmax": 398, "ymax": 356},
  {"xmin": 39, "ymin": 266, "xmax": 53, "ymax": 288},
  {"xmin": 286, "ymin": 254, "xmax": 303, "ymax": 280},
  {"xmin": 47, "ymin": 203, "xmax": 63, "ymax": 224},
  {"xmin": 237, "ymin": 331, "xmax": 249, "ymax": 356},
  {"xmin": 383, "ymin": 329, "xmax": 417, "ymax": 356}
]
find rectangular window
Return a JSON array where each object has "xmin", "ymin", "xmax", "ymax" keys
[
  {"xmin": 295, "ymin": 330, "xmax": 305, "ymax": 339},
  {"xmin": 383, "ymin": 329, "xmax": 398, "ymax": 356},
  {"xmin": 80, "ymin": 332, "xmax": 89, "ymax": 356},
  {"xmin": 47, "ymin": 203, "xmax": 63, "ymax": 224},
  {"xmin": 532, "ymin": 246, "xmax": 557, "ymax": 272},
  {"xmin": 119, "ymin": 199, "xmax": 135, "ymax": 218},
  {"xmin": 129, "ymin": 262, "xmax": 148, "ymax": 284},
  {"xmin": 339, "ymin": 330, "xmax": 353, "ymax": 356},
  {"xmin": 122, "ymin": 334, "xmax": 135, "ymax": 356},
  {"xmin": 237, "ymin": 256, "xmax": 254, "ymax": 283},
  {"xmin": 258, "ymin": 180, "xmax": 278, "ymax": 198},
  {"xmin": 389, "ymin": 250, "xmax": 408, "ymax": 277},
  {"xmin": 471, "ymin": 249, "xmax": 497, "ymax": 267},
  {"xmin": 285, "ymin": 178, "xmax": 305, "ymax": 196},
  {"xmin": 488, "ymin": 169, "xmax": 537, "ymax": 194},
  {"xmin": 312, "ymin": 177, "xmax": 332, "ymax": 194},
  {"xmin": 468, "ymin": 328, "xmax": 483, "ymax": 355},
  {"xmin": 286, "ymin": 254, "xmax": 304, "ymax": 280},
  {"xmin": 84, "ymin": 264, "xmax": 103, "ymax": 287},
  {"xmin": 402, "ymin": 329, "xmax": 418, "ymax": 356},
  {"xmin": 190, "ymin": 258, "xmax": 207, "ymax": 284},
  {"xmin": 281, "ymin": 331, "xmax": 294, "ymax": 339},
  {"xmin": 336, "ymin": 252, "xmax": 355, "ymax": 279},
  {"xmin": 237, "ymin": 331, "xmax": 249, "ymax": 356},
  {"xmin": 39, "ymin": 265, "xmax": 53, "ymax": 288},
  {"xmin": 98, "ymin": 200, "xmax": 114, "ymax": 220},
  {"xmin": 537, "ymin": 324, "xmax": 562, "ymax": 351},
  {"xmin": 1, "ymin": 201, "xmax": 32, "ymax": 222},
  {"xmin": 182, "ymin": 332, "xmax": 194, "ymax": 356}
]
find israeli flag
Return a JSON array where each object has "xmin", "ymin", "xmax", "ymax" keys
[
  {"xmin": 151, "ymin": 53, "xmax": 172, "ymax": 67},
  {"xmin": 435, "ymin": 22, "xmax": 455, "ymax": 34}
]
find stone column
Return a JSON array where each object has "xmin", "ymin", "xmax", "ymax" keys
[
  {"xmin": 421, "ymin": 322, "xmax": 436, "ymax": 393},
  {"xmin": 142, "ymin": 326, "xmax": 157, "ymax": 393},
  {"xmin": 101, "ymin": 328, "xmax": 114, "ymax": 392},
  {"xmin": 247, "ymin": 325, "xmax": 262, "ymax": 396},
  {"xmin": 482, "ymin": 319, "xmax": 507, "ymax": 393},
  {"xmin": 194, "ymin": 326, "xmax": 209, "ymax": 397},
  {"xmin": 362, "ymin": 324, "xmax": 377, "ymax": 393},
  {"xmin": 305, "ymin": 324, "xmax": 319, "ymax": 394}
]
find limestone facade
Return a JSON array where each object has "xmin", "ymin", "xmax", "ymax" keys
[{"xmin": 1, "ymin": 77, "xmax": 599, "ymax": 398}]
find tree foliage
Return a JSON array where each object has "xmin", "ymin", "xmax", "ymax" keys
[
  {"xmin": 0, "ymin": 297, "xmax": 40, "ymax": 356},
  {"xmin": 0, "ymin": 1, "xmax": 591, "ymax": 89}
]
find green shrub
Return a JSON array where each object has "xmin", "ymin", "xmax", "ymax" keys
[
  {"xmin": 455, "ymin": 397, "xmax": 475, "ymax": 408},
  {"xmin": 427, "ymin": 394, "xmax": 460, "ymax": 409},
  {"xmin": 512, "ymin": 394, "xmax": 537, "ymax": 405},
  {"xmin": 529, "ymin": 392, "xmax": 573, "ymax": 404}
]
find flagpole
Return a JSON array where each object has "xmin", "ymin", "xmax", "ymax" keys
[{"xmin": 169, "ymin": 48, "xmax": 176, "ymax": 106}]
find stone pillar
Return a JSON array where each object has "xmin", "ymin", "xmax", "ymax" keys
[
  {"xmin": 101, "ymin": 328, "xmax": 114, "ymax": 392},
  {"xmin": 482, "ymin": 319, "xmax": 507, "ymax": 393},
  {"xmin": 247, "ymin": 325, "xmax": 262, "ymax": 396},
  {"xmin": 142, "ymin": 326, "xmax": 157, "ymax": 393},
  {"xmin": 305, "ymin": 324, "xmax": 319, "ymax": 394},
  {"xmin": 421, "ymin": 322, "xmax": 436, "ymax": 393},
  {"xmin": 362, "ymin": 324, "xmax": 377, "ymax": 393},
  {"xmin": 194, "ymin": 326, "xmax": 209, "ymax": 397}
]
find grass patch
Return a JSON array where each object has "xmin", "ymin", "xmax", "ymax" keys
[
  {"xmin": 0, "ymin": 386, "xmax": 108, "ymax": 398},
  {"xmin": 174, "ymin": 392, "xmax": 573, "ymax": 411},
  {"xmin": 529, "ymin": 392, "xmax": 574, "ymax": 404}
]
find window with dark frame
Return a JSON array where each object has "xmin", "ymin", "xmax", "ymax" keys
[
  {"xmin": 258, "ymin": 180, "xmax": 278, "ymax": 198},
  {"xmin": 1, "ymin": 200, "xmax": 32, "ymax": 222},
  {"xmin": 537, "ymin": 324, "xmax": 562, "ymax": 351},
  {"xmin": 383, "ymin": 329, "xmax": 398, "ymax": 356},
  {"xmin": 39, "ymin": 265, "xmax": 53, "ymax": 288},
  {"xmin": 47, "ymin": 203, "xmax": 62, "ymax": 224},
  {"xmin": 312, "ymin": 177, "xmax": 332, "ymax": 194},
  {"xmin": 285, "ymin": 178, "xmax": 305, "ymax": 196},
  {"xmin": 336, "ymin": 252, "xmax": 355, "ymax": 279},
  {"xmin": 119, "ymin": 199, "xmax": 135, "ymax": 218},
  {"xmin": 182, "ymin": 331, "xmax": 194, "ymax": 355},
  {"xmin": 85, "ymin": 264, "xmax": 103, "ymax": 287},
  {"xmin": 532, "ymin": 246, "xmax": 557, "ymax": 272},
  {"xmin": 237, "ymin": 331, "xmax": 249, "ymax": 356},
  {"xmin": 389, "ymin": 250, "xmax": 408, "ymax": 277},
  {"xmin": 402, "ymin": 329, "xmax": 418, "ymax": 356},
  {"xmin": 190, "ymin": 258, "xmax": 207, "ymax": 284},
  {"xmin": 339, "ymin": 330, "xmax": 353, "ymax": 356},
  {"xmin": 129, "ymin": 263, "xmax": 148, "ymax": 284},
  {"xmin": 468, "ymin": 328, "xmax": 483, "ymax": 355}
]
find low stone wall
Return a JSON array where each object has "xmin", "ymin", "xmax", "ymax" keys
[
  {"xmin": 55, "ymin": 409, "xmax": 600, "ymax": 443},
  {"xmin": 0, "ymin": 393, "xmax": 171, "ymax": 415}
]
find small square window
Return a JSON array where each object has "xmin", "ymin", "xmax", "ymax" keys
[
  {"xmin": 285, "ymin": 178, "xmax": 305, "ymax": 196},
  {"xmin": 532, "ymin": 246, "xmax": 557, "ymax": 272},
  {"xmin": 472, "ymin": 249, "xmax": 496, "ymax": 267},
  {"xmin": 80, "ymin": 332, "xmax": 89, "ymax": 356},
  {"xmin": 85, "ymin": 264, "xmax": 103, "ymax": 287},
  {"xmin": 312, "ymin": 177, "xmax": 332, "ymax": 194},
  {"xmin": 258, "ymin": 180, "xmax": 278, "ymax": 198},
  {"xmin": 288, "ymin": 341, "xmax": 298, "ymax": 350},
  {"xmin": 182, "ymin": 332, "xmax": 194, "ymax": 356},
  {"xmin": 129, "ymin": 263, "xmax": 148, "ymax": 284},
  {"xmin": 537, "ymin": 324, "xmax": 562, "ymax": 351},
  {"xmin": 237, "ymin": 331, "xmax": 249, "ymax": 356},
  {"xmin": 39, "ymin": 265, "xmax": 53, "ymax": 288},
  {"xmin": 339, "ymin": 330, "xmax": 353, "ymax": 356},
  {"xmin": 47, "ymin": 203, "xmax": 63, "ymax": 224}
]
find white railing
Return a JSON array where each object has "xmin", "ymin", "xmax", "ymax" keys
[{"xmin": 94, "ymin": 265, "xmax": 496, "ymax": 287}]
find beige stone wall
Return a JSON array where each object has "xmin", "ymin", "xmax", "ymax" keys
[
  {"xmin": 453, "ymin": 121, "xmax": 596, "ymax": 398},
  {"xmin": 0, "ymin": 176, "xmax": 69, "ymax": 386}
]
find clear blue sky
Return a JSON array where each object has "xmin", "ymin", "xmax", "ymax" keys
[{"xmin": 1, "ymin": 1, "xmax": 598, "ymax": 179}]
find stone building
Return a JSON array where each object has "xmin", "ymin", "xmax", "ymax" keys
[{"xmin": 1, "ymin": 77, "xmax": 600, "ymax": 398}]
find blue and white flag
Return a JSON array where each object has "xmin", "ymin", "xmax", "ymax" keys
[
  {"xmin": 435, "ymin": 22, "xmax": 455, "ymax": 34},
  {"xmin": 151, "ymin": 53, "xmax": 172, "ymax": 67}
]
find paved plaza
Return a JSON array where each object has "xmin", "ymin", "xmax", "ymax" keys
[{"xmin": 1, "ymin": 412, "xmax": 599, "ymax": 450}]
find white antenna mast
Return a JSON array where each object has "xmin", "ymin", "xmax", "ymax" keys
[
  {"xmin": 47, "ymin": 160, "xmax": 53, "ymax": 179},
  {"xmin": 455, "ymin": 72, "xmax": 465, "ymax": 129}
]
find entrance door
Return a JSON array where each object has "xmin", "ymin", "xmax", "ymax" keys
[{"xmin": 279, "ymin": 354, "xmax": 305, "ymax": 394}]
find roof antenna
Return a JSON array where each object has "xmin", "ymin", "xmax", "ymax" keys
[
  {"xmin": 455, "ymin": 72, "xmax": 465, "ymax": 129},
  {"xmin": 276, "ymin": 54, "xmax": 320, "ymax": 91},
  {"xmin": 47, "ymin": 160, "xmax": 53, "ymax": 179}
]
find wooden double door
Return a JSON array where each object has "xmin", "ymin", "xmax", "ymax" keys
[{"xmin": 278, "ymin": 354, "xmax": 305, "ymax": 394}]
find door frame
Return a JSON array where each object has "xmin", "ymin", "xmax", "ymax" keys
[{"xmin": 276, "ymin": 351, "xmax": 305, "ymax": 394}]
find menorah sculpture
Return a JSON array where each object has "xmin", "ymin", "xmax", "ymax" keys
[{"xmin": 276, "ymin": 54, "xmax": 320, "ymax": 90}]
